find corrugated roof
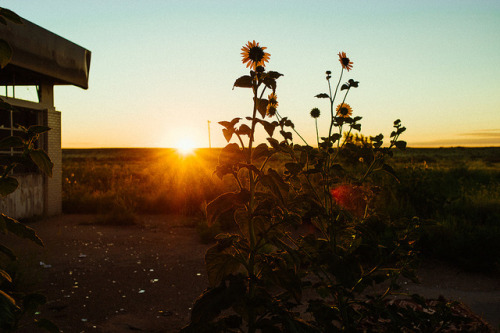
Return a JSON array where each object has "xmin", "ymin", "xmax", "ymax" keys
[{"xmin": 0, "ymin": 16, "xmax": 91, "ymax": 89}]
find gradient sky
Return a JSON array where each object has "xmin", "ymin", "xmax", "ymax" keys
[{"xmin": 2, "ymin": 0, "xmax": 499, "ymax": 148}]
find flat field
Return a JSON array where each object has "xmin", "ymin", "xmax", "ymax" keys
[{"xmin": 3, "ymin": 147, "xmax": 499, "ymax": 331}]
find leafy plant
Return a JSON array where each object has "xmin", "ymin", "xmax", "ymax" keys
[
  {"xmin": 182, "ymin": 42, "xmax": 490, "ymax": 332},
  {"xmin": 0, "ymin": 7, "xmax": 58, "ymax": 332}
]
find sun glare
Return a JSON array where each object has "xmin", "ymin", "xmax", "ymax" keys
[{"xmin": 175, "ymin": 139, "xmax": 196, "ymax": 155}]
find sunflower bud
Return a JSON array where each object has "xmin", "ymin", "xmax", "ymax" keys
[{"xmin": 310, "ymin": 108, "xmax": 320, "ymax": 119}]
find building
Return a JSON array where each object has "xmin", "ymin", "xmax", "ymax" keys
[{"xmin": 0, "ymin": 14, "xmax": 91, "ymax": 219}]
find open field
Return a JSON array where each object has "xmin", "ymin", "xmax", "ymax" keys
[{"xmin": 62, "ymin": 147, "xmax": 500, "ymax": 272}]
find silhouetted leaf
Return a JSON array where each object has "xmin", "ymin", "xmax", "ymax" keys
[
  {"xmin": 267, "ymin": 138, "xmax": 279, "ymax": 150},
  {"xmin": 348, "ymin": 79, "xmax": 359, "ymax": 87},
  {"xmin": 0, "ymin": 177, "xmax": 18, "ymax": 196},
  {"xmin": 267, "ymin": 71, "xmax": 283, "ymax": 79},
  {"xmin": 219, "ymin": 118, "xmax": 241, "ymax": 130},
  {"xmin": 285, "ymin": 163, "xmax": 302, "ymax": 176},
  {"xmin": 255, "ymin": 98, "xmax": 268, "ymax": 118},
  {"xmin": 252, "ymin": 143, "xmax": 270, "ymax": 160},
  {"xmin": 1, "ymin": 214, "xmax": 43, "ymax": 246},
  {"xmin": 341, "ymin": 84, "xmax": 349, "ymax": 91},
  {"xmin": 205, "ymin": 245, "xmax": 242, "ymax": 286},
  {"xmin": 381, "ymin": 164, "xmax": 400, "ymax": 182},
  {"xmin": 0, "ymin": 289, "xmax": 16, "ymax": 307},
  {"xmin": 0, "ymin": 136, "xmax": 24, "ymax": 149},
  {"xmin": 351, "ymin": 123, "xmax": 361, "ymax": 131},
  {"xmin": 280, "ymin": 130, "xmax": 292, "ymax": 141},
  {"xmin": 261, "ymin": 120, "xmax": 276, "ymax": 137},
  {"xmin": 0, "ymin": 269, "xmax": 11, "ymax": 283},
  {"xmin": 222, "ymin": 128, "xmax": 234, "ymax": 142},
  {"xmin": 27, "ymin": 125, "xmax": 51, "ymax": 135},
  {"xmin": 315, "ymin": 93, "xmax": 329, "ymax": 99},
  {"xmin": 206, "ymin": 191, "xmax": 249, "ymax": 226},
  {"xmin": 218, "ymin": 143, "xmax": 244, "ymax": 165},
  {"xmin": 395, "ymin": 140, "xmax": 407, "ymax": 150},
  {"xmin": 233, "ymin": 75, "xmax": 253, "ymax": 89},
  {"xmin": 262, "ymin": 77, "xmax": 276, "ymax": 91},
  {"xmin": 29, "ymin": 149, "xmax": 53, "ymax": 177},
  {"xmin": 0, "ymin": 244, "xmax": 16, "ymax": 260},
  {"xmin": 237, "ymin": 124, "xmax": 251, "ymax": 136}
]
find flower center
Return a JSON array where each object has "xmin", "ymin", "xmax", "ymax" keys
[
  {"xmin": 341, "ymin": 57, "xmax": 350, "ymax": 66},
  {"xmin": 249, "ymin": 47, "xmax": 265, "ymax": 62},
  {"xmin": 340, "ymin": 107, "xmax": 348, "ymax": 115}
]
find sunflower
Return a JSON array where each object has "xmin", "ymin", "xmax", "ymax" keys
[
  {"xmin": 241, "ymin": 40, "xmax": 270, "ymax": 70},
  {"xmin": 336, "ymin": 103, "xmax": 353, "ymax": 118},
  {"xmin": 267, "ymin": 92, "xmax": 278, "ymax": 117},
  {"xmin": 338, "ymin": 52, "xmax": 353, "ymax": 71}
]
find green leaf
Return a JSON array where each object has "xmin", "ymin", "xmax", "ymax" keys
[
  {"xmin": 233, "ymin": 75, "xmax": 253, "ymax": 89},
  {"xmin": 29, "ymin": 149, "xmax": 53, "ymax": 177},
  {"xmin": 315, "ymin": 93, "xmax": 329, "ymax": 98},
  {"xmin": 1, "ymin": 214, "xmax": 44, "ymax": 246},
  {"xmin": 252, "ymin": 143, "xmax": 269, "ymax": 160},
  {"xmin": 206, "ymin": 191, "xmax": 249, "ymax": 227},
  {"xmin": 0, "ymin": 177, "xmax": 18, "ymax": 197},
  {"xmin": 0, "ymin": 244, "xmax": 16, "ymax": 260},
  {"xmin": 35, "ymin": 318, "xmax": 60, "ymax": 333},
  {"xmin": 0, "ymin": 39, "xmax": 12, "ymax": 69},
  {"xmin": 0, "ymin": 269, "xmax": 12, "ymax": 283}
]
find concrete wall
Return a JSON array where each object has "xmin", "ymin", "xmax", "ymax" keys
[
  {"xmin": 0, "ymin": 84, "xmax": 62, "ymax": 219},
  {"xmin": 0, "ymin": 173, "xmax": 44, "ymax": 219}
]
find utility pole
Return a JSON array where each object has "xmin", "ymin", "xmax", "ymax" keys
[{"xmin": 207, "ymin": 120, "xmax": 211, "ymax": 149}]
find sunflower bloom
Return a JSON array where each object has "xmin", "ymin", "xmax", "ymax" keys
[
  {"xmin": 336, "ymin": 103, "xmax": 353, "ymax": 118},
  {"xmin": 241, "ymin": 40, "xmax": 270, "ymax": 70},
  {"xmin": 267, "ymin": 92, "xmax": 278, "ymax": 117},
  {"xmin": 338, "ymin": 52, "xmax": 353, "ymax": 71}
]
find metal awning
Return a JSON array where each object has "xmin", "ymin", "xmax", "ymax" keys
[{"xmin": 0, "ymin": 16, "xmax": 91, "ymax": 89}]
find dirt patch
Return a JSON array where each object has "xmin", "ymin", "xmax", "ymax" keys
[{"xmin": 4, "ymin": 214, "xmax": 499, "ymax": 332}]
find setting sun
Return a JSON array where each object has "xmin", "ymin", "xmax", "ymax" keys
[{"xmin": 175, "ymin": 138, "xmax": 197, "ymax": 155}]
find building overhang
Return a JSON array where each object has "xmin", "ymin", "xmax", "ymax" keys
[{"xmin": 0, "ymin": 16, "xmax": 91, "ymax": 89}]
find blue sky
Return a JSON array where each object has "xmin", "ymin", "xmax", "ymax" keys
[{"xmin": 2, "ymin": 0, "xmax": 499, "ymax": 148}]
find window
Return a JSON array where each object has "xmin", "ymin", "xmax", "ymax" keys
[{"xmin": 0, "ymin": 105, "xmax": 41, "ymax": 173}]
